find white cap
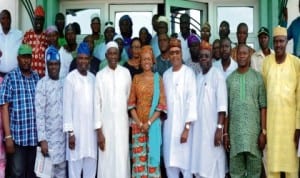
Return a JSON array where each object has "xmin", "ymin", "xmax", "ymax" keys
[
  {"xmin": 106, "ymin": 41, "xmax": 119, "ymax": 53},
  {"xmin": 157, "ymin": 16, "xmax": 168, "ymax": 24},
  {"xmin": 113, "ymin": 34, "xmax": 123, "ymax": 41}
]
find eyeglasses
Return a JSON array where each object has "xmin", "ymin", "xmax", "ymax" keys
[{"xmin": 105, "ymin": 21, "xmax": 113, "ymax": 26}]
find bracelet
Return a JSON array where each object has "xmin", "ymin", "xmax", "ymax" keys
[
  {"xmin": 68, "ymin": 131, "xmax": 74, "ymax": 137},
  {"xmin": 4, "ymin": 135, "xmax": 12, "ymax": 140}
]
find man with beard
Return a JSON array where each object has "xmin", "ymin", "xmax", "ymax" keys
[
  {"xmin": 0, "ymin": 10, "xmax": 23, "ymax": 76},
  {"xmin": 23, "ymin": 6, "xmax": 47, "ymax": 77},
  {"xmin": 0, "ymin": 44, "xmax": 39, "ymax": 177},
  {"xmin": 262, "ymin": 26, "xmax": 300, "ymax": 178},
  {"xmin": 185, "ymin": 34, "xmax": 201, "ymax": 74},
  {"xmin": 191, "ymin": 41, "xmax": 227, "ymax": 178},
  {"xmin": 63, "ymin": 42, "xmax": 97, "ymax": 178}
]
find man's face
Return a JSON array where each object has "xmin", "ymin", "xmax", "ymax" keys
[
  {"xmin": 47, "ymin": 61, "xmax": 60, "ymax": 80},
  {"xmin": 158, "ymin": 22, "xmax": 168, "ymax": 35},
  {"xmin": 258, "ymin": 34, "xmax": 269, "ymax": 50},
  {"xmin": 65, "ymin": 30, "xmax": 76, "ymax": 45},
  {"xmin": 237, "ymin": 45, "xmax": 250, "ymax": 68},
  {"xmin": 119, "ymin": 19, "xmax": 132, "ymax": 36},
  {"xmin": 158, "ymin": 34, "xmax": 169, "ymax": 53},
  {"xmin": 212, "ymin": 41, "xmax": 221, "ymax": 59},
  {"xmin": 180, "ymin": 16, "xmax": 190, "ymax": 36},
  {"xmin": 0, "ymin": 11, "xmax": 11, "ymax": 32},
  {"xmin": 274, "ymin": 36, "xmax": 287, "ymax": 57},
  {"xmin": 18, "ymin": 54, "xmax": 32, "ymax": 71},
  {"xmin": 169, "ymin": 47, "xmax": 182, "ymax": 69},
  {"xmin": 84, "ymin": 36, "xmax": 94, "ymax": 53},
  {"xmin": 55, "ymin": 15, "xmax": 65, "ymax": 32},
  {"xmin": 220, "ymin": 39, "xmax": 231, "ymax": 60},
  {"xmin": 76, "ymin": 54, "xmax": 90, "ymax": 74},
  {"xmin": 189, "ymin": 42, "xmax": 200, "ymax": 59},
  {"xmin": 106, "ymin": 47, "xmax": 119, "ymax": 69},
  {"xmin": 46, "ymin": 32, "xmax": 58, "ymax": 46},
  {"xmin": 34, "ymin": 16, "xmax": 45, "ymax": 33},
  {"xmin": 91, "ymin": 19, "xmax": 101, "ymax": 34},
  {"xmin": 152, "ymin": 15, "xmax": 159, "ymax": 32},
  {"xmin": 199, "ymin": 49, "xmax": 212, "ymax": 72},
  {"xmin": 219, "ymin": 22, "xmax": 229, "ymax": 38},
  {"xmin": 237, "ymin": 26, "xmax": 248, "ymax": 44}
]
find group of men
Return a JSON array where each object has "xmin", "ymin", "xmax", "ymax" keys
[{"xmin": 0, "ymin": 3, "xmax": 300, "ymax": 178}]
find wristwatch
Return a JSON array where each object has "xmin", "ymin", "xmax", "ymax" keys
[
  {"xmin": 185, "ymin": 124, "xmax": 190, "ymax": 130},
  {"xmin": 262, "ymin": 129, "xmax": 267, "ymax": 135},
  {"xmin": 68, "ymin": 131, "xmax": 75, "ymax": 137},
  {"xmin": 217, "ymin": 124, "xmax": 224, "ymax": 129}
]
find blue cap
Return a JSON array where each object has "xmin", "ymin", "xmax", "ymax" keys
[
  {"xmin": 46, "ymin": 46, "xmax": 60, "ymax": 62},
  {"xmin": 77, "ymin": 42, "xmax": 90, "ymax": 56}
]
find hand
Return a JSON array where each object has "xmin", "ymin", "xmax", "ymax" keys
[
  {"xmin": 223, "ymin": 135, "xmax": 230, "ymax": 152},
  {"xmin": 98, "ymin": 130, "xmax": 105, "ymax": 151},
  {"xmin": 141, "ymin": 123, "xmax": 149, "ymax": 134},
  {"xmin": 294, "ymin": 129, "xmax": 300, "ymax": 149},
  {"xmin": 5, "ymin": 138, "xmax": 15, "ymax": 154},
  {"xmin": 214, "ymin": 128, "xmax": 223, "ymax": 146},
  {"xmin": 258, "ymin": 133, "xmax": 266, "ymax": 150},
  {"xmin": 40, "ymin": 140, "xmax": 49, "ymax": 156},
  {"xmin": 180, "ymin": 129, "xmax": 189, "ymax": 143},
  {"xmin": 69, "ymin": 134, "xmax": 75, "ymax": 150}
]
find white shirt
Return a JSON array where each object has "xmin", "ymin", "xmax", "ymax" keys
[
  {"xmin": 163, "ymin": 65, "xmax": 197, "ymax": 170},
  {"xmin": 0, "ymin": 27, "xmax": 22, "ymax": 73},
  {"xmin": 251, "ymin": 49, "xmax": 274, "ymax": 73},
  {"xmin": 213, "ymin": 58, "xmax": 238, "ymax": 78},
  {"xmin": 59, "ymin": 47, "xmax": 73, "ymax": 79},
  {"xmin": 63, "ymin": 70, "xmax": 97, "ymax": 161},
  {"xmin": 178, "ymin": 32, "xmax": 191, "ymax": 63},
  {"xmin": 191, "ymin": 66, "xmax": 227, "ymax": 178},
  {"xmin": 94, "ymin": 65, "xmax": 131, "ymax": 178},
  {"xmin": 151, "ymin": 34, "xmax": 161, "ymax": 58}
]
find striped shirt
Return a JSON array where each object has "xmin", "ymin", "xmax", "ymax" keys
[{"xmin": 0, "ymin": 67, "xmax": 39, "ymax": 146}]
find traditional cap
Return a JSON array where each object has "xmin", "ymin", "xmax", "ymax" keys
[
  {"xmin": 140, "ymin": 45, "xmax": 155, "ymax": 63},
  {"xmin": 46, "ymin": 46, "xmax": 60, "ymax": 62},
  {"xmin": 104, "ymin": 21, "xmax": 114, "ymax": 32},
  {"xmin": 169, "ymin": 38, "xmax": 181, "ymax": 49},
  {"xmin": 90, "ymin": 13, "xmax": 100, "ymax": 22},
  {"xmin": 119, "ymin": 15, "xmax": 132, "ymax": 25},
  {"xmin": 257, "ymin": 27, "xmax": 269, "ymax": 37},
  {"xmin": 113, "ymin": 34, "xmax": 123, "ymax": 41},
  {"xmin": 45, "ymin": 25, "xmax": 58, "ymax": 34},
  {"xmin": 65, "ymin": 23, "xmax": 75, "ymax": 33},
  {"xmin": 77, "ymin": 42, "xmax": 90, "ymax": 56},
  {"xmin": 187, "ymin": 34, "xmax": 200, "ymax": 47},
  {"xmin": 34, "ymin": 6, "xmax": 45, "ymax": 17},
  {"xmin": 106, "ymin": 41, "xmax": 119, "ymax": 52},
  {"xmin": 18, "ymin": 44, "xmax": 32, "ymax": 55},
  {"xmin": 199, "ymin": 41, "xmax": 212, "ymax": 52},
  {"xmin": 157, "ymin": 16, "xmax": 168, "ymax": 24},
  {"xmin": 273, "ymin": 26, "xmax": 287, "ymax": 37},
  {"xmin": 202, "ymin": 22, "xmax": 211, "ymax": 31}
]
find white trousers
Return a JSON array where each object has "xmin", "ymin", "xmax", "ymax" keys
[
  {"xmin": 68, "ymin": 157, "xmax": 97, "ymax": 178},
  {"xmin": 166, "ymin": 166, "xmax": 192, "ymax": 178}
]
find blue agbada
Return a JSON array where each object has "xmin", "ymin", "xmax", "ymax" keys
[
  {"xmin": 77, "ymin": 42, "xmax": 90, "ymax": 56},
  {"xmin": 46, "ymin": 46, "xmax": 60, "ymax": 61}
]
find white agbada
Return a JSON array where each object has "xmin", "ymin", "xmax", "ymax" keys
[
  {"xmin": 59, "ymin": 47, "xmax": 74, "ymax": 78},
  {"xmin": 94, "ymin": 65, "xmax": 132, "ymax": 178},
  {"xmin": 63, "ymin": 70, "xmax": 97, "ymax": 161},
  {"xmin": 163, "ymin": 64, "xmax": 197, "ymax": 170},
  {"xmin": 191, "ymin": 66, "xmax": 227, "ymax": 178}
]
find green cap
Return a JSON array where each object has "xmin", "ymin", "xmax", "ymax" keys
[{"xmin": 18, "ymin": 44, "xmax": 32, "ymax": 55}]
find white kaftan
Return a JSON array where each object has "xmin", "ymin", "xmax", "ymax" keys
[
  {"xmin": 94, "ymin": 65, "xmax": 132, "ymax": 178},
  {"xmin": 163, "ymin": 65, "xmax": 197, "ymax": 170},
  {"xmin": 63, "ymin": 70, "xmax": 97, "ymax": 161},
  {"xmin": 191, "ymin": 66, "xmax": 227, "ymax": 178},
  {"xmin": 59, "ymin": 47, "xmax": 73, "ymax": 78},
  {"xmin": 213, "ymin": 58, "xmax": 237, "ymax": 78}
]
